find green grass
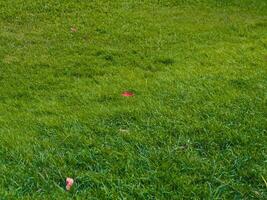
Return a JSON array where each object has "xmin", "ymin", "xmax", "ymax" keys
[{"xmin": 0, "ymin": 0, "xmax": 267, "ymax": 199}]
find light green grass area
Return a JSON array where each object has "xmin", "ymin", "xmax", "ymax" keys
[{"xmin": 0, "ymin": 0, "xmax": 267, "ymax": 199}]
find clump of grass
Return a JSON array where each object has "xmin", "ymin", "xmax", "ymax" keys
[{"xmin": 156, "ymin": 57, "xmax": 175, "ymax": 65}]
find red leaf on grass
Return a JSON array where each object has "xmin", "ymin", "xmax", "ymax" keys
[{"xmin": 122, "ymin": 91, "xmax": 134, "ymax": 97}]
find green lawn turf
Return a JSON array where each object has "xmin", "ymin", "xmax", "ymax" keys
[{"xmin": 0, "ymin": 0, "xmax": 266, "ymax": 199}]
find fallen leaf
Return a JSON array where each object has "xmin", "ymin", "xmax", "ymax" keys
[
  {"xmin": 122, "ymin": 91, "xmax": 134, "ymax": 97},
  {"xmin": 119, "ymin": 128, "xmax": 129, "ymax": 133},
  {"xmin": 66, "ymin": 177, "xmax": 74, "ymax": 191},
  {"xmin": 71, "ymin": 27, "xmax": 77, "ymax": 32},
  {"xmin": 178, "ymin": 144, "xmax": 188, "ymax": 151}
]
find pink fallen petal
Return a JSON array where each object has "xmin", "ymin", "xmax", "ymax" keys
[
  {"xmin": 66, "ymin": 177, "xmax": 74, "ymax": 191},
  {"xmin": 122, "ymin": 91, "xmax": 134, "ymax": 97}
]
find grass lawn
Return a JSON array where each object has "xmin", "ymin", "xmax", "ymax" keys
[{"xmin": 0, "ymin": 0, "xmax": 267, "ymax": 199}]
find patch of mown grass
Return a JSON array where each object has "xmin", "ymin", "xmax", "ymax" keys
[{"xmin": 0, "ymin": 0, "xmax": 266, "ymax": 199}]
